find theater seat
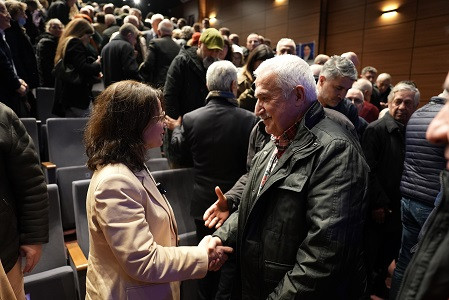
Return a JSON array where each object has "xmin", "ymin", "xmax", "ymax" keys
[{"xmin": 24, "ymin": 184, "xmax": 79, "ymax": 300}]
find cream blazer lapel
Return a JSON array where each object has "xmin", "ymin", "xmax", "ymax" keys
[{"xmin": 134, "ymin": 168, "xmax": 179, "ymax": 239}]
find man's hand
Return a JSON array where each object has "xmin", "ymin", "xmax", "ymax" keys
[
  {"xmin": 165, "ymin": 115, "xmax": 182, "ymax": 131},
  {"xmin": 20, "ymin": 244, "xmax": 43, "ymax": 273},
  {"xmin": 205, "ymin": 236, "xmax": 233, "ymax": 271},
  {"xmin": 203, "ymin": 186, "xmax": 229, "ymax": 229},
  {"xmin": 16, "ymin": 79, "xmax": 28, "ymax": 96}
]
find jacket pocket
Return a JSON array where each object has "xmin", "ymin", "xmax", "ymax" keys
[
  {"xmin": 277, "ymin": 173, "xmax": 308, "ymax": 193},
  {"xmin": 264, "ymin": 260, "xmax": 294, "ymax": 284}
]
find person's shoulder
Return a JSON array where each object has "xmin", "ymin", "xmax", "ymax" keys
[{"xmin": 95, "ymin": 163, "xmax": 134, "ymax": 178}]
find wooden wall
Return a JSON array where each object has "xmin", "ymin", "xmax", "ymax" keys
[
  {"xmin": 325, "ymin": 0, "xmax": 449, "ymax": 105},
  {"xmin": 174, "ymin": 0, "xmax": 449, "ymax": 104},
  {"xmin": 181, "ymin": 0, "xmax": 321, "ymax": 51}
]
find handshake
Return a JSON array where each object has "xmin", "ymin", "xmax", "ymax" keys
[{"xmin": 198, "ymin": 235, "xmax": 233, "ymax": 271}]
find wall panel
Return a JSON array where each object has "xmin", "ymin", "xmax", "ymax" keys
[
  {"xmin": 417, "ymin": 0, "xmax": 449, "ymax": 19},
  {"xmin": 411, "ymin": 45, "xmax": 449, "ymax": 74},
  {"xmin": 327, "ymin": 6, "xmax": 365, "ymax": 35},
  {"xmin": 362, "ymin": 49, "xmax": 413, "ymax": 75},
  {"xmin": 414, "ymin": 15, "xmax": 449, "ymax": 47},
  {"xmin": 363, "ymin": 22, "xmax": 414, "ymax": 52}
]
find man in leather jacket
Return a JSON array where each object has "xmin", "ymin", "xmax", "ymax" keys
[{"xmin": 209, "ymin": 55, "xmax": 369, "ymax": 299}]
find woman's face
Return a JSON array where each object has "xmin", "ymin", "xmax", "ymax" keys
[
  {"xmin": 142, "ymin": 99, "xmax": 165, "ymax": 149},
  {"xmin": 218, "ymin": 44, "xmax": 228, "ymax": 60}
]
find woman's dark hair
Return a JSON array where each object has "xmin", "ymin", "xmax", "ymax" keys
[
  {"xmin": 84, "ymin": 80, "xmax": 161, "ymax": 172},
  {"xmin": 222, "ymin": 37, "xmax": 233, "ymax": 62},
  {"xmin": 242, "ymin": 44, "xmax": 274, "ymax": 82}
]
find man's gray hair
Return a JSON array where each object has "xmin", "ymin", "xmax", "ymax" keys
[
  {"xmin": 387, "ymin": 82, "xmax": 420, "ymax": 107},
  {"xmin": 158, "ymin": 19, "xmax": 173, "ymax": 36},
  {"xmin": 119, "ymin": 23, "xmax": 139, "ymax": 38},
  {"xmin": 254, "ymin": 55, "xmax": 317, "ymax": 102},
  {"xmin": 353, "ymin": 78, "xmax": 372, "ymax": 94},
  {"xmin": 320, "ymin": 55, "xmax": 358, "ymax": 81},
  {"xmin": 150, "ymin": 13, "xmax": 164, "ymax": 24},
  {"xmin": 276, "ymin": 38, "xmax": 296, "ymax": 52},
  {"xmin": 206, "ymin": 60, "xmax": 237, "ymax": 92},
  {"xmin": 124, "ymin": 15, "xmax": 139, "ymax": 27}
]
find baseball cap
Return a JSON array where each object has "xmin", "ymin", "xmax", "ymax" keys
[{"xmin": 199, "ymin": 28, "xmax": 224, "ymax": 50}]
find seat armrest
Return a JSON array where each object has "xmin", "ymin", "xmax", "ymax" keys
[
  {"xmin": 42, "ymin": 161, "xmax": 57, "ymax": 183},
  {"xmin": 66, "ymin": 241, "xmax": 88, "ymax": 271}
]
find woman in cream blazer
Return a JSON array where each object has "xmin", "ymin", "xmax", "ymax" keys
[{"xmin": 83, "ymin": 81, "xmax": 231, "ymax": 300}]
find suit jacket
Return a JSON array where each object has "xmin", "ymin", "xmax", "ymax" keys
[
  {"xmin": 101, "ymin": 34, "xmax": 140, "ymax": 88},
  {"xmin": 171, "ymin": 91, "xmax": 258, "ymax": 218},
  {"xmin": 139, "ymin": 35, "xmax": 180, "ymax": 89},
  {"xmin": 86, "ymin": 163, "xmax": 208, "ymax": 300}
]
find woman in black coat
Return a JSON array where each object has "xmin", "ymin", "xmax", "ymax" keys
[
  {"xmin": 36, "ymin": 18, "xmax": 64, "ymax": 87},
  {"xmin": 53, "ymin": 18, "xmax": 101, "ymax": 117}
]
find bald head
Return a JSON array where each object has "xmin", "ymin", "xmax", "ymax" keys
[
  {"xmin": 341, "ymin": 51, "xmax": 359, "ymax": 69},
  {"xmin": 353, "ymin": 78, "xmax": 373, "ymax": 102}
]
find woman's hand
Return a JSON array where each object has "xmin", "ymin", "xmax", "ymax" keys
[{"xmin": 198, "ymin": 235, "xmax": 233, "ymax": 271}]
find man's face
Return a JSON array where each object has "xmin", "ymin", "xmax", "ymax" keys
[
  {"xmin": 152, "ymin": 19, "xmax": 162, "ymax": 33},
  {"xmin": 198, "ymin": 42, "xmax": 221, "ymax": 59},
  {"xmin": 254, "ymin": 73, "xmax": 300, "ymax": 136},
  {"xmin": 388, "ymin": 90, "xmax": 416, "ymax": 124},
  {"xmin": 0, "ymin": 2, "xmax": 11, "ymax": 30},
  {"xmin": 246, "ymin": 34, "xmax": 260, "ymax": 51},
  {"xmin": 277, "ymin": 43, "xmax": 295, "ymax": 55},
  {"xmin": 317, "ymin": 75, "xmax": 354, "ymax": 108},
  {"xmin": 377, "ymin": 78, "xmax": 391, "ymax": 94},
  {"xmin": 362, "ymin": 71, "xmax": 376, "ymax": 84},
  {"xmin": 346, "ymin": 89, "xmax": 364, "ymax": 114}
]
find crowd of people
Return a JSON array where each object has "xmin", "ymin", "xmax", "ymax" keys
[{"xmin": 1, "ymin": 0, "xmax": 449, "ymax": 299}]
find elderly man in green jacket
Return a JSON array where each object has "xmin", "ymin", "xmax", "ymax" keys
[{"xmin": 208, "ymin": 54, "xmax": 369, "ymax": 299}]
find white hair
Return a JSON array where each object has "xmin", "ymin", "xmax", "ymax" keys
[
  {"xmin": 353, "ymin": 78, "xmax": 372, "ymax": 94},
  {"xmin": 321, "ymin": 55, "xmax": 358, "ymax": 81},
  {"xmin": 387, "ymin": 82, "xmax": 420, "ymax": 107},
  {"xmin": 254, "ymin": 55, "xmax": 317, "ymax": 102},
  {"xmin": 151, "ymin": 13, "xmax": 164, "ymax": 24},
  {"xmin": 206, "ymin": 60, "xmax": 237, "ymax": 92},
  {"xmin": 158, "ymin": 19, "xmax": 173, "ymax": 36}
]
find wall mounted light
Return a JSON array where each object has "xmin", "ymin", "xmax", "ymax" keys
[
  {"xmin": 381, "ymin": 4, "xmax": 399, "ymax": 18},
  {"xmin": 382, "ymin": 9, "xmax": 398, "ymax": 18}
]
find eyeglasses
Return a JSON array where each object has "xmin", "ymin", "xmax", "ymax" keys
[{"xmin": 152, "ymin": 111, "xmax": 166, "ymax": 123}]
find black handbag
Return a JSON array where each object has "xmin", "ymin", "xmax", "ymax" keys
[{"xmin": 53, "ymin": 58, "xmax": 82, "ymax": 85}]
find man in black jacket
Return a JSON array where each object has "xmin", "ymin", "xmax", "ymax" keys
[
  {"xmin": 168, "ymin": 59, "xmax": 257, "ymax": 299},
  {"xmin": 101, "ymin": 23, "xmax": 141, "ymax": 88},
  {"xmin": 0, "ymin": 102, "xmax": 48, "ymax": 299},
  {"xmin": 139, "ymin": 19, "xmax": 180, "ymax": 89},
  {"xmin": 362, "ymin": 82, "xmax": 419, "ymax": 298}
]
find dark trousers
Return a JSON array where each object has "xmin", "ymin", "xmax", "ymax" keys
[
  {"xmin": 364, "ymin": 211, "xmax": 402, "ymax": 298},
  {"xmin": 194, "ymin": 219, "xmax": 236, "ymax": 300}
]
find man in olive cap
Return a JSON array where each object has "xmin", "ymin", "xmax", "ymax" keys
[{"xmin": 164, "ymin": 27, "xmax": 224, "ymax": 167}]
